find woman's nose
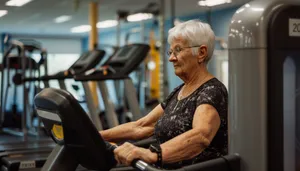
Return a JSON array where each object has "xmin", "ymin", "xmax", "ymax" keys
[{"xmin": 169, "ymin": 54, "xmax": 177, "ymax": 61}]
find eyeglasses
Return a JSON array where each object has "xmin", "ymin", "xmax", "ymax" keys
[{"xmin": 167, "ymin": 45, "xmax": 200, "ymax": 57}]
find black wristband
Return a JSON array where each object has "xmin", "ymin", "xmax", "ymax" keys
[{"xmin": 149, "ymin": 144, "xmax": 163, "ymax": 167}]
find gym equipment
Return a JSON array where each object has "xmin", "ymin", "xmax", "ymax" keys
[
  {"xmin": 0, "ymin": 146, "xmax": 52, "ymax": 171},
  {"xmin": 28, "ymin": 49, "xmax": 105, "ymax": 89},
  {"xmin": 24, "ymin": 49, "xmax": 106, "ymax": 131},
  {"xmin": 0, "ymin": 39, "xmax": 53, "ymax": 171},
  {"xmin": 0, "ymin": 39, "xmax": 47, "ymax": 139},
  {"xmin": 34, "ymin": 87, "xmax": 240, "ymax": 171},
  {"xmin": 75, "ymin": 43, "xmax": 150, "ymax": 129},
  {"xmin": 228, "ymin": 0, "xmax": 300, "ymax": 171}
]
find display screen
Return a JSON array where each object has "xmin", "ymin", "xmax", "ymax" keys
[{"xmin": 111, "ymin": 45, "xmax": 136, "ymax": 61}]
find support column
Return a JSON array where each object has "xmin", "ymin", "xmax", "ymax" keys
[
  {"xmin": 89, "ymin": 1, "xmax": 99, "ymax": 108},
  {"xmin": 159, "ymin": 0, "xmax": 168, "ymax": 101},
  {"xmin": 87, "ymin": 1, "xmax": 102, "ymax": 130}
]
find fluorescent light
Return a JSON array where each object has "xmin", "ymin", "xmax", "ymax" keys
[
  {"xmin": 97, "ymin": 20, "xmax": 117, "ymax": 28},
  {"xmin": 251, "ymin": 8, "xmax": 264, "ymax": 12},
  {"xmin": 71, "ymin": 25, "xmax": 91, "ymax": 33},
  {"xmin": 198, "ymin": 0, "xmax": 231, "ymax": 7},
  {"xmin": 127, "ymin": 13, "xmax": 153, "ymax": 22},
  {"xmin": 0, "ymin": 10, "xmax": 8, "ymax": 17},
  {"xmin": 245, "ymin": 4, "xmax": 250, "ymax": 8},
  {"xmin": 70, "ymin": 20, "xmax": 118, "ymax": 33},
  {"xmin": 6, "ymin": 0, "xmax": 33, "ymax": 7},
  {"xmin": 54, "ymin": 15, "xmax": 72, "ymax": 23}
]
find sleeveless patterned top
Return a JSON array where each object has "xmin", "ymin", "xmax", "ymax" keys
[{"xmin": 154, "ymin": 78, "xmax": 228, "ymax": 169}]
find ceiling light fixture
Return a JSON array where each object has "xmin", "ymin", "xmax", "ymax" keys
[
  {"xmin": 127, "ymin": 13, "xmax": 153, "ymax": 22},
  {"xmin": 54, "ymin": 15, "xmax": 72, "ymax": 23},
  {"xmin": 198, "ymin": 0, "xmax": 231, "ymax": 7},
  {"xmin": 0, "ymin": 10, "xmax": 8, "ymax": 18},
  {"xmin": 6, "ymin": 0, "xmax": 33, "ymax": 7},
  {"xmin": 71, "ymin": 19, "xmax": 119, "ymax": 33},
  {"xmin": 71, "ymin": 25, "xmax": 91, "ymax": 33},
  {"xmin": 97, "ymin": 20, "xmax": 118, "ymax": 28}
]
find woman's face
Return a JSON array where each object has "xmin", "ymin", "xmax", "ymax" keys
[{"xmin": 168, "ymin": 37, "xmax": 199, "ymax": 77}]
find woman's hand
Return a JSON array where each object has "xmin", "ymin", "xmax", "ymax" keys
[{"xmin": 114, "ymin": 142, "xmax": 157, "ymax": 166}]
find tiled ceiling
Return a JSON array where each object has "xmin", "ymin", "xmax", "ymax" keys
[{"xmin": 0, "ymin": 0, "xmax": 249, "ymax": 37}]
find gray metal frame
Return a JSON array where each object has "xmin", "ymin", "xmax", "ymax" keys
[
  {"xmin": 228, "ymin": 0, "xmax": 300, "ymax": 171},
  {"xmin": 97, "ymin": 81, "xmax": 119, "ymax": 128},
  {"xmin": 58, "ymin": 80, "xmax": 67, "ymax": 90},
  {"xmin": 82, "ymin": 82, "xmax": 103, "ymax": 130},
  {"xmin": 124, "ymin": 78, "xmax": 142, "ymax": 121}
]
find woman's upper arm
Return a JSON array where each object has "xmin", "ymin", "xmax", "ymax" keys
[
  {"xmin": 136, "ymin": 104, "xmax": 164, "ymax": 128},
  {"xmin": 192, "ymin": 104, "xmax": 221, "ymax": 145},
  {"xmin": 193, "ymin": 83, "xmax": 227, "ymax": 144}
]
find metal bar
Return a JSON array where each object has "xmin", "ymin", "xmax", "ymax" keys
[
  {"xmin": 171, "ymin": 0, "xmax": 175, "ymax": 27},
  {"xmin": 139, "ymin": 21, "xmax": 146, "ymax": 111},
  {"xmin": 82, "ymin": 82, "xmax": 103, "ymax": 130},
  {"xmin": 159, "ymin": 0, "xmax": 168, "ymax": 101},
  {"xmin": 58, "ymin": 80, "xmax": 67, "ymax": 90},
  {"xmin": 21, "ymin": 45, "xmax": 28, "ymax": 141},
  {"xmin": 124, "ymin": 79, "xmax": 142, "ymax": 121},
  {"xmin": 97, "ymin": 81, "xmax": 119, "ymax": 128},
  {"xmin": 116, "ymin": 17, "xmax": 121, "ymax": 47}
]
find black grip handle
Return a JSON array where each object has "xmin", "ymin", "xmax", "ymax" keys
[
  {"xmin": 105, "ymin": 141, "xmax": 160, "ymax": 171},
  {"xmin": 105, "ymin": 141, "xmax": 117, "ymax": 151}
]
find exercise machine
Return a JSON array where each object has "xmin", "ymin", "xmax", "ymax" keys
[
  {"xmin": 24, "ymin": 49, "xmax": 106, "ymax": 130},
  {"xmin": 0, "ymin": 39, "xmax": 47, "ymax": 139},
  {"xmin": 75, "ymin": 43, "xmax": 150, "ymax": 129},
  {"xmin": 228, "ymin": 0, "xmax": 300, "ymax": 171},
  {"xmin": 33, "ymin": 87, "xmax": 240, "ymax": 171},
  {"xmin": 0, "ymin": 39, "xmax": 54, "ymax": 171},
  {"xmin": 34, "ymin": 0, "xmax": 300, "ymax": 170},
  {"xmin": 0, "ymin": 140, "xmax": 54, "ymax": 171}
]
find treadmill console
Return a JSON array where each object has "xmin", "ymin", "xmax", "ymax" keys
[{"xmin": 69, "ymin": 49, "xmax": 105, "ymax": 75}]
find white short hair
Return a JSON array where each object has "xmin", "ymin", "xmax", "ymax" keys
[{"xmin": 168, "ymin": 19, "xmax": 215, "ymax": 63}]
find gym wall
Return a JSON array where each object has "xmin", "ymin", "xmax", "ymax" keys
[{"xmin": 81, "ymin": 6, "xmax": 238, "ymax": 93}]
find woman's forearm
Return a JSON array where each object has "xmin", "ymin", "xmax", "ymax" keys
[
  {"xmin": 99, "ymin": 121, "xmax": 139, "ymax": 142},
  {"xmin": 99, "ymin": 121, "xmax": 154, "ymax": 143},
  {"xmin": 161, "ymin": 128, "xmax": 210, "ymax": 163},
  {"xmin": 100, "ymin": 105, "xmax": 163, "ymax": 143}
]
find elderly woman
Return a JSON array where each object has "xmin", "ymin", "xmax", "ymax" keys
[{"xmin": 100, "ymin": 19, "xmax": 228, "ymax": 169}]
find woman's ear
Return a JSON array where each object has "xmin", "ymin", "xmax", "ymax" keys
[{"xmin": 198, "ymin": 45, "xmax": 208, "ymax": 63}]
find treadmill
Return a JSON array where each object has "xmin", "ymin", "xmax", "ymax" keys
[
  {"xmin": 24, "ymin": 49, "xmax": 106, "ymax": 130},
  {"xmin": 0, "ymin": 39, "xmax": 47, "ymax": 139},
  {"xmin": 37, "ymin": 49, "xmax": 105, "ymax": 90},
  {"xmin": 74, "ymin": 43, "xmax": 150, "ymax": 129}
]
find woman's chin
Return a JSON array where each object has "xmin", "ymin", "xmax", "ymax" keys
[{"xmin": 174, "ymin": 69, "xmax": 181, "ymax": 76}]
